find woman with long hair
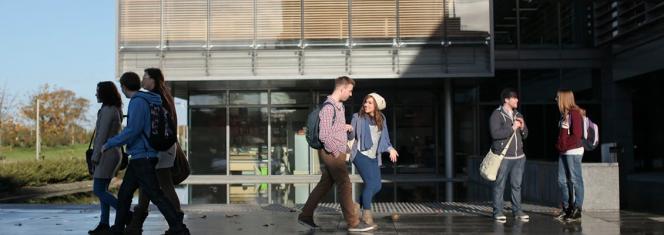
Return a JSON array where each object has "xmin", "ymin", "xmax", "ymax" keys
[
  {"xmin": 89, "ymin": 81, "xmax": 123, "ymax": 234},
  {"xmin": 126, "ymin": 68, "xmax": 182, "ymax": 234},
  {"xmin": 555, "ymin": 89, "xmax": 586, "ymax": 222},
  {"xmin": 348, "ymin": 93, "xmax": 398, "ymax": 226}
]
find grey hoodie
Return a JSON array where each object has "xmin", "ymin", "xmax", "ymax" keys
[{"xmin": 489, "ymin": 106, "xmax": 528, "ymax": 159}]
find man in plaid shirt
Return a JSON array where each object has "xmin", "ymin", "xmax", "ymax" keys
[{"xmin": 298, "ymin": 76, "xmax": 376, "ymax": 232}]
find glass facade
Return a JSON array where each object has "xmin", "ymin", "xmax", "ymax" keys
[{"xmin": 119, "ymin": 0, "xmax": 619, "ymax": 205}]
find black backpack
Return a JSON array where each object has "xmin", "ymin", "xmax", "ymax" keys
[
  {"xmin": 306, "ymin": 102, "xmax": 336, "ymax": 149},
  {"xmin": 135, "ymin": 95, "xmax": 177, "ymax": 151}
]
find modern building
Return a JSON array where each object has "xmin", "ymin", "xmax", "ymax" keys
[{"xmin": 117, "ymin": 0, "xmax": 664, "ymax": 212}]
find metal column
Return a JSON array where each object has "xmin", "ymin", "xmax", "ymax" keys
[{"xmin": 444, "ymin": 80, "xmax": 454, "ymax": 202}]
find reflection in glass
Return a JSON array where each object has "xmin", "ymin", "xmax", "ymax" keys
[
  {"xmin": 270, "ymin": 92, "xmax": 312, "ymax": 105},
  {"xmin": 185, "ymin": 182, "xmax": 486, "ymax": 205},
  {"xmin": 395, "ymin": 106, "xmax": 435, "ymax": 174},
  {"xmin": 189, "ymin": 93, "xmax": 227, "ymax": 106},
  {"xmin": 229, "ymin": 108, "xmax": 269, "ymax": 175},
  {"xmin": 270, "ymin": 107, "xmax": 312, "ymax": 175},
  {"xmin": 521, "ymin": 70, "xmax": 561, "ymax": 104},
  {"xmin": 450, "ymin": 0, "xmax": 491, "ymax": 41},
  {"xmin": 271, "ymin": 184, "xmax": 309, "ymax": 206},
  {"xmin": 493, "ymin": 0, "xmax": 517, "ymax": 47},
  {"xmin": 230, "ymin": 183, "xmax": 269, "ymax": 204},
  {"xmin": 189, "ymin": 108, "xmax": 227, "ymax": 175},
  {"xmin": 230, "ymin": 91, "xmax": 268, "ymax": 105},
  {"xmin": 520, "ymin": 0, "xmax": 560, "ymax": 47},
  {"xmin": 191, "ymin": 184, "xmax": 227, "ymax": 204}
]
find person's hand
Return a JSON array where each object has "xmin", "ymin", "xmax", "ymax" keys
[
  {"xmin": 389, "ymin": 148, "xmax": 399, "ymax": 163},
  {"xmin": 345, "ymin": 124, "xmax": 353, "ymax": 132},
  {"xmin": 516, "ymin": 117, "xmax": 525, "ymax": 129},
  {"xmin": 512, "ymin": 120, "xmax": 522, "ymax": 130}
]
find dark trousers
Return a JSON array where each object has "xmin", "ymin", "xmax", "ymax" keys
[
  {"xmin": 134, "ymin": 168, "xmax": 182, "ymax": 214},
  {"xmin": 112, "ymin": 158, "xmax": 185, "ymax": 232}
]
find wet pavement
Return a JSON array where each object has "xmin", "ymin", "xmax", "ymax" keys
[{"xmin": 1, "ymin": 203, "xmax": 663, "ymax": 234}]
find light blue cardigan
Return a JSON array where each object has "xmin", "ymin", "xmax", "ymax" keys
[{"xmin": 347, "ymin": 113, "xmax": 395, "ymax": 166}]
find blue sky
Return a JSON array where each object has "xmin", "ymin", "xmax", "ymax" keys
[{"xmin": 0, "ymin": 0, "xmax": 185, "ymax": 128}]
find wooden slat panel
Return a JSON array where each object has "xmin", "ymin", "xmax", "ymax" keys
[
  {"xmin": 257, "ymin": 0, "xmax": 301, "ymax": 40},
  {"xmin": 304, "ymin": 0, "xmax": 349, "ymax": 40},
  {"xmin": 164, "ymin": 0, "xmax": 207, "ymax": 44},
  {"xmin": 120, "ymin": 0, "xmax": 161, "ymax": 44},
  {"xmin": 352, "ymin": 0, "xmax": 396, "ymax": 39},
  {"xmin": 210, "ymin": 0, "xmax": 254, "ymax": 41},
  {"xmin": 399, "ymin": 0, "xmax": 444, "ymax": 38}
]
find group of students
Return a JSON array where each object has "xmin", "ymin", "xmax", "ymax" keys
[
  {"xmin": 88, "ymin": 68, "xmax": 190, "ymax": 235},
  {"xmin": 489, "ymin": 88, "xmax": 587, "ymax": 223},
  {"xmin": 299, "ymin": 77, "xmax": 589, "ymax": 231},
  {"xmin": 89, "ymin": 74, "xmax": 588, "ymax": 233}
]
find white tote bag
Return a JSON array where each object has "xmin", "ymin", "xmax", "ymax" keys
[{"xmin": 480, "ymin": 133, "xmax": 516, "ymax": 181}]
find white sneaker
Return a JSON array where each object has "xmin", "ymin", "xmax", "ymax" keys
[
  {"xmin": 348, "ymin": 222, "xmax": 377, "ymax": 232},
  {"xmin": 515, "ymin": 212, "xmax": 530, "ymax": 221},
  {"xmin": 494, "ymin": 214, "xmax": 507, "ymax": 223}
]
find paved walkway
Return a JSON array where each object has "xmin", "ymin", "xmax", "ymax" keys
[{"xmin": 1, "ymin": 203, "xmax": 663, "ymax": 234}]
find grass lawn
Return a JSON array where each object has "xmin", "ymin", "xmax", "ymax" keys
[{"xmin": 0, "ymin": 144, "xmax": 87, "ymax": 161}]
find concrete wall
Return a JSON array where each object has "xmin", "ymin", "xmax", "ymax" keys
[{"xmin": 467, "ymin": 157, "xmax": 620, "ymax": 211}]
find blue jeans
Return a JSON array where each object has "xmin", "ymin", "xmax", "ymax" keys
[
  {"xmin": 558, "ymin": 154, "xmax": 584, "ymax": 209},
  {"xmin": 93, "ymin": 178, "xmax": 118, "ymax": 225},
  {"xmin": 352, "ymin": 152, "xmax": 381, "ymax": 210},
  {"xmin": 492, "ymin": 157, "xmax": 525, "ymax": 216}
]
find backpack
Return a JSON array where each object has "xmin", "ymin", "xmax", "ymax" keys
[
  {"xmin": 135, "ymin": 95, "xmax": 177, "ymax": 151},
  {"xmin": 306, "ymin": 102, "xmax": 336, "ymax": 149},
  {"xmin": 581, "ymin": 116, "xmax": 599, "ymax": 151}
]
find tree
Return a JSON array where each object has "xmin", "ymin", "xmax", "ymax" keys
[
  {"xmin": 20, "ymin": 84, "xmax": 90, "ymax": 147},
  {"xmin": 0, "ymin": 83, "xmax": 17, "ymax": 146}
]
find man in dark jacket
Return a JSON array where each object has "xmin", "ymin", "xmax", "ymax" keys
[{"xmin": 489, "ymin": 88, "xmax": 529, "ymax": 223}]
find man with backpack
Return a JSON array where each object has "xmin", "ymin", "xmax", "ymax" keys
[
  {"xmin": 103, "ymin": 72, "xmax": 189, "ymax": 235},
  {"xmin": 299, "ymin": 76, "xmax": 376, "ymax": 232}
]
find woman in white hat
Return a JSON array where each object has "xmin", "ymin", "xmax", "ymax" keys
[{"xmin": 347, "ymin": 92, "xmax": 399, "ymax": 226}]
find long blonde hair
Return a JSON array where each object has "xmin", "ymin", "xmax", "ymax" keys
[
  {"xmin": 359, "ymin": 95, "xmax": 384, "ymax": 131},
  {"xmin": 556, "ymin": 90, "xmax": 586, "ymax": 118}
]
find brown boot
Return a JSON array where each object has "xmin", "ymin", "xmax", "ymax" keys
[
  {"xmin": 125, "ymin": 207, "xmax": 148, "ymax": 235},
  {"xmin": 362, "ymin": 209, "xmax": 375, "ymax": 225}
]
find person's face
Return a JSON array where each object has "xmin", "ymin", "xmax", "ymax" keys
[
  {"xmin": 363, "ymin": 97, "xmax": 375, "ymax": 114},
  {"xmin": 120, "ymin": 85, "xmax": 130, "ymax": 98},
  {"xmin": 95, "ymin": 87, "xmax": 101, "ymax": 103},
  {"xmin": 338, "ymin": 84, "xmax": 354, "ymax": 102},
  {"xmin": 506, "ymin": 97, "xmax": 519, "ymax": 109},
  {"xmin": 142, "ymin": 73, "xmax": 155, "ymax": 90}
]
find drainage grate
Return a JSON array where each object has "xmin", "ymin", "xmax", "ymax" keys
[
  {"xmin": 180, "ymin": 202, "xmax": 558, "ymax": 215},
  {"xmin": 296, "ymin": 202, "xmax": 558, "ymax": 215}
]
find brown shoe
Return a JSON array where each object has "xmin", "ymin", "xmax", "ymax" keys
[{"xmin": 362, "ymin": 209, "xmax": 375, "ymax": 225}]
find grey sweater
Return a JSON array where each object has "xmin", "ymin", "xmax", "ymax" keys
[
  {"xmin": 489, "ymin": 106, "xmax": 528, "ymax": 159},
  {"xmin": 92, "ymin": 105, "xmax": 123, "ymax": 179}
]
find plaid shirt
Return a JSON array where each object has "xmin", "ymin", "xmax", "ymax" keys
[{"xmin": 319, "ymin": 96, "xmax": 348, "ymax": 158}]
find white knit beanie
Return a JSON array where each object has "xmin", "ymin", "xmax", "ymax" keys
[{"xmin": 368, "ymin": 92, "xmax": 386, "ymax": 110}]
